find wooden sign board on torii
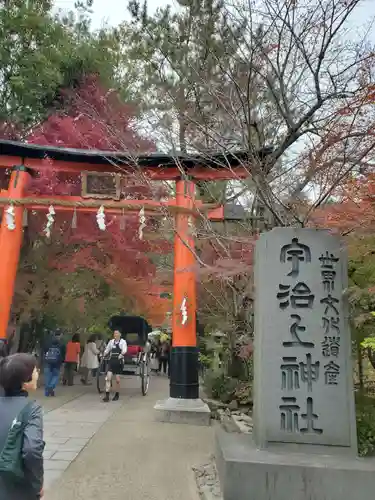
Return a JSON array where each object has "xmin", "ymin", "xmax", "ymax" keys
[{"xmin": 0, "ymin": 139, "xmax": 272, "ymax": 401}]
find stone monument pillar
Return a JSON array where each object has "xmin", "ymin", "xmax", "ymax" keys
[
  {"xmin": 216, "ymin": 228, "xmax": 375, "ymax": 500},
  {"xmin": 253, "ymin": 227, "xmax": 357, "ymax": 453}
]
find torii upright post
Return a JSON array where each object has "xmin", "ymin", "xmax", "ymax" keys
[
  {"xmin": 155, "ymin": 178, "xmax": 211, "ymax": 425},
  {"xmin": 0, "ymin": 166, "xmax": 31, "ymax": 344},
  {"xmin": 170, "ymin": 179, "xmax": 198, "ymax": 399}
]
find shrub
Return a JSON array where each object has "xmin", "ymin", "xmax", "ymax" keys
[
  {"xmin": 234, "ymin": 381, "xmax": 253, "ymax": 406},
  {"xmin": 204, "ymin": 369, "xmax": 238, "ymax": 403},
  {"xmin": 356, "ymin": 393, "xmax": 375, "ymax": 456},
  {"xmin": 199, "ymin": 353, "xmax": 212, "ymax": 369}
]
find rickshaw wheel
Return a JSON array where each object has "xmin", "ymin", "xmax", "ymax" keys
[
  {"xmin": 97, "ymin": 357, "xmax": 108, "ymax": 394},
  {"xmin": 141, "ymin": 354, "xmax": 150, "ymax": 396}
]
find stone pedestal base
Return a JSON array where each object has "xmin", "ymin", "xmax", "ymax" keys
[
  {"xmin": 216, "ymin": 429, "xmax": 375, "ymax": 500},
  {"xmin": 154, "ymin": 397, "xmax": 211, "ymax": 426}
]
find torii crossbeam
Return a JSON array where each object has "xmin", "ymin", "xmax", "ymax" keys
[{"xmin": 0, "ymin": 139, "xmax": 272, "ymax": 402}]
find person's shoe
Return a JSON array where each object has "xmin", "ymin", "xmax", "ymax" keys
[
  {"xmin": 102, "ymin": 392, "xmax": 110, "ymax": 402},
  {"xmin": 112, "ymin": 392, "xmax": 119, "ymax": 401},
  {"xmin": 50, "ymin": 390, "xmax": 55, "ymax": 397}
]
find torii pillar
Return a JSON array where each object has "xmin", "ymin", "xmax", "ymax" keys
[
  {"xmin": 154, "ymin": 179, "xmax": 211, "ymax": 425},
  {"xmin": 0, "ymin": 166, "xmax": 31, "ymax": 348}
]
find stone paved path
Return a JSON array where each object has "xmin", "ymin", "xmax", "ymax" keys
[
  {"xmin": 42, "ymin": 392, "xmax": 121, "ymax": 489},
  {"xmin": 38, "ymin": 375, "xmax": 213, "ymax": 500}
]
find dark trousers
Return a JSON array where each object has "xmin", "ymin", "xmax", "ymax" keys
[
  {"xmin": 159, "ymin": 357, "xmax": 169, "ymax": 374},
  {"xmin": 63, "ymin": 362, "xmax": 76, "ymax": 386}
]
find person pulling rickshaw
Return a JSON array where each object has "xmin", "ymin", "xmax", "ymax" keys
[
  {"xmin": 97, "ymin": 316, "xmax": 152, "ymax": 397},
  {"xmin": 102, "ymin": 329, "xmax": 127, "ymax": 402}
]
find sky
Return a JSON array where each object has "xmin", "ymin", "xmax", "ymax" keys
[
  {"xmin": 53, "ymin": 0, "xmax": 375, "ymax": 40},
  {"xmin": 54, "ymin": 0, "xmax": 171, "ymax": 28}
]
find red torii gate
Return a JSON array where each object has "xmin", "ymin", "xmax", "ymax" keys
[{"xmin": 0, "ymin": 139, "xmax": 271, "ymax": 400}]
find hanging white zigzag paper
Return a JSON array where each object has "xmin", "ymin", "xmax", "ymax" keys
[
  {"xmin": 180, "ymin": 297, "xmax": 188, "ymax": 325},
  {"xmin": 5, "ymin": 205, "xmax": 15, "ymax": 231},
  {"xmin": 96, "ymin": 205, "xmax": 106, "ymax": 231},
  {"xmin": 44, "ymin": 205, "xmax": 55, "ymax": 238},
  {"xmin": 138, "ymin": 206, "xmax": 146, "ymax": 240}
]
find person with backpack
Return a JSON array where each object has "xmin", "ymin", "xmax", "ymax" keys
[
  {"xmin": 43, "ymin": 333, "xmax": 63, "ymax": 397},
  {"xmin": 0, "ymin": 353, "xmax": 44, "ymax": 499}
]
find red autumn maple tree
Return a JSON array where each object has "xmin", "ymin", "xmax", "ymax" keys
[
  {"xmin": 304, "ymin": 71, "xmax": 375, "ymax": 234},
  {"xmin": 28, "ymin": 75, "xmax": 155, "ymax": 153},
  {"xmin": 22, "ymin": 75, "xmax": 172, "ymax": 325},
  {"xmin": 311, "ymin": 173, "xmax": 375, "ymax": 235}
]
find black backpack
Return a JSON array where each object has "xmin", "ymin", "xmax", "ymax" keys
[{"xmin": 44, "ymin": 346, "xmax": 61, "ymax": 365}]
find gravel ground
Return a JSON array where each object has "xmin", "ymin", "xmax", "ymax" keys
[{"xmin": 193, "ymin": 458, "xmax": 223, "ymax": 500}]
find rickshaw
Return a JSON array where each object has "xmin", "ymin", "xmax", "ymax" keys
[{"xmin": 96, "ymin": 315, "xmax": 152, "ymax": 396}]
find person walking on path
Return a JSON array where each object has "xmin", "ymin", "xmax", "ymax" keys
[
  {"xmin": 0, "ymin": 353, "xmax": 44, "ymax": 500},
  {"xmin": 43, "ymin": 333, "xmax": 63, "ymax": 397},
  {"xmin": 158, "ymin": 340, "xmax": 170, "ymax": 376},
  {"xmin": 63, "ymin": 334, "xmax": 81, "ymax": 386},
  {"xmin": 80, "ymin": 334, "xmax": 100, "ymax": 385},
  {"xmin": 102, "ymin": 330, "xmax": 127, "ymax": 402}
]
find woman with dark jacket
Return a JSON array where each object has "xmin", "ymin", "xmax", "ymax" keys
[{"xmin": 0, "ymin": 353, "xmax": 44, "ymax": 499}]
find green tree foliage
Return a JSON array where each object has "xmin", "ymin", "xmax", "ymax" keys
[
  {"xmin": 347, "ymin": 235, "xmax": 375, "ymax": 375},
  {"xmin": 124, "ymin": 0, "xmax": 262, "ymax": 153},
  {"xmin": 348, "ymin": 236, "xmax": 375, "ymax": 342},
  {"xmin": 0, "ymin": 0, "xmax": 120, "ymax": 137}
]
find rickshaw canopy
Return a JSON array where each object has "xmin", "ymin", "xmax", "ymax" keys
[{"xmin": 108, "ymin": 315, "xmax": 152, "ymax": 347}]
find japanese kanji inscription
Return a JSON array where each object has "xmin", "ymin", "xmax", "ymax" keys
[{"xmin": 253, "ymin": 228, "xmax": 357, "ymax": 452}]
